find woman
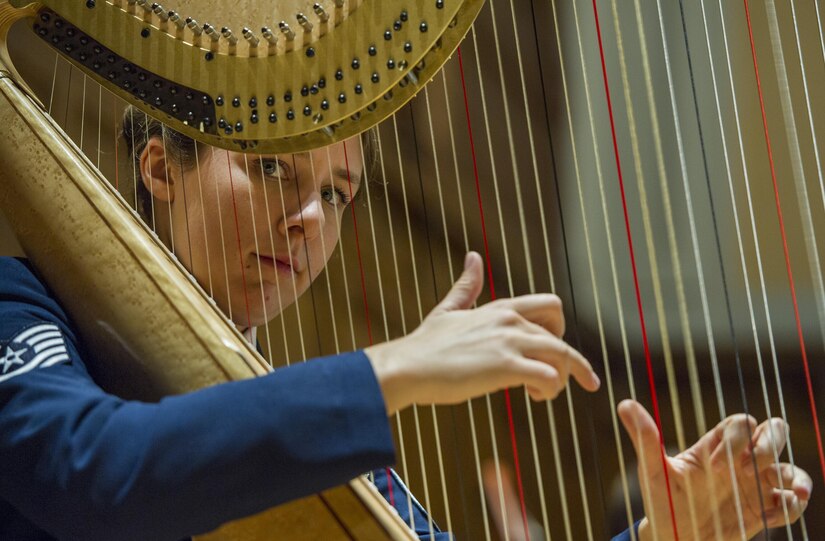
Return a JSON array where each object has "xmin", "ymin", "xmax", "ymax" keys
[{"xmin": 0, "ymin": 110, "xmax": 809, "ymax": 540}]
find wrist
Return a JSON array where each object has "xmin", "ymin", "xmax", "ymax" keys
[{"xmin": 364, "ymin": 340, "xmax": 411, "ymax": 416}]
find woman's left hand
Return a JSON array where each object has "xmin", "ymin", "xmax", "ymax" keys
[{"xmin": 619, "ymin": 399, "xmax": 812, "ymax": 540}]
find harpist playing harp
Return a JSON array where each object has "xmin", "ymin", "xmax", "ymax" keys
[{"xmin": 0, "ymin": 0, "xmax": 817, "ymax": 539}]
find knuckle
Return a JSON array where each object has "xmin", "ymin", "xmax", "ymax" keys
[{"xmin": 498, "ymin": 308, "xmax": 520, "ymax": 325}]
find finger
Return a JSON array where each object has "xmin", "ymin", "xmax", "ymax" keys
[
  {"xmin": 749, "ymin": 418, "xmax": 788, "ymax": 469},
  {"xmin": 508, "ymin": 360, "xmax": 563, "ymax": 401},
  {"xmin": 764, "ymin": 489, "xmax": 808, "ymax": 529},
  {"xmin": 492, "ymin": 294, "xmax": 566, "ymax": 336},
  {"xmin": 617, "ymin": 399, "xmax": 667, "ymax": 480},
  {"xmin": 429, "ymin": 252, "xmax": 484, "ymax": 316},
  {"xmin": 482, "ymin": 461, "xmax": 527, "ymax": 541},
  {"xmin": 703, "ymin": 414, "xmax": 757, "ymax": 472},
  {"xmin": 763, "ymin": 463, "xmax": 813, "ymax": 501},
  {"xmin": 519, "ymin": 333, "xmax": 600, "ymax": 392}
]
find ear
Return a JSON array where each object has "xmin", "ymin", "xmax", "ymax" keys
[{"xmin": 139, "ymin": 136, "xmax": 176, "ymax": 203}]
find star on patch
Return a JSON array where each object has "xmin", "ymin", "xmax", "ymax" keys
[{"xmin": 0, "ymin": 324, "xmax": 70, "ymax": 383}]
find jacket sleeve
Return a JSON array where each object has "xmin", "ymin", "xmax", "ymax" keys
[
  {"xmin": 611, "ymin": 521, "xmax": 642, "ymax": 540},
  {"xmin": 0, "ymin": 261, "xmax": 396, "ymax": 541}
]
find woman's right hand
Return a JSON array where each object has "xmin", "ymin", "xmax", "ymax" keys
[{"xmin": 365, "ymin": 252, "xmax": 601, "ymax": 415}]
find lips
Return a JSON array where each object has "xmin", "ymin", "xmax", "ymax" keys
[{"xmin": 255, "ymin": 253, "xmax": 299, "ymax": 275}]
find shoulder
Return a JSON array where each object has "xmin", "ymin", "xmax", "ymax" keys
[{"xmin": 0, "ymin": 257, "xmax": 81, "ymax": 381}]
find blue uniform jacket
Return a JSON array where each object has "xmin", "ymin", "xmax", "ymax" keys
[{"xmin": 0, "ymin": 257, "xmax": 635, "ymax": 540}]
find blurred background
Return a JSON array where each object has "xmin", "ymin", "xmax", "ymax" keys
[{"xmin": 5, "ymin": 0, "xmax": 825, "ymax": 538}]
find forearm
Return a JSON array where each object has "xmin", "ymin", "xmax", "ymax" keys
[{"xmin": 0, "ymin": 352, "xmax": 395, "ymax": 540}]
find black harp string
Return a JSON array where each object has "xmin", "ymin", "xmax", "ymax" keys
[
  {"xmin": 674, "ymin": 0, "xmax": 769, "ymax": 532},
  {"xmin": 407, "ymin": 103, "xmax": 449, "ymax": 540},
  {"xmin": 290, "ymin": 153, "xmax": 326, "ymax": 358},
  {"xmin": 698, "ymin": 0, "xmax": 797, "ymax": 535},
  {"xmin": 545, "ymin": 0, "xmax": 642, "ymax": 538},
  {"xmin": 419, "ymin": 82, "xmax": 474, "ymax": 538},
  {"xmin": 385, "ymin": 112, "xmax": 438, "ymax": 536},
  {"xmin": 242, "ymin": 153, "xmax": 275, "ymax": 359}
]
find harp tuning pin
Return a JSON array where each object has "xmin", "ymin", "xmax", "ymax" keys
[
  {"xmin": 168, "ymin": 11, "xmax": 185, "ymax": 29},
  {"xmin": 278, "ymin": 21, "xmax": 296, "ymax": 41},
  {"xmin": 313, "ymin": 4, "xmax": 329, "ymax": 22},
  {"xmin": 221, "ymin": 27, "xmax": 238, "ymax": 45},
  {"xmin": 242, "ymin": 27, "xmax": 260, "ymax": 47},
  {"xmin": 185, "ymin": 17, "xmax": 203, "ymax": 36},
  {"xmin": 137, "ymin": 0, "xmax": 152, "ymax": 13},
  {"xmin": 261, "ymin": 27, "xmax": 279, "ymax": 45},
  {"xmin": 296, "ymin": 13, "xmax": 313, "ymax": 32},
  {"xmin": 203, "ymin": 23, "xmax": 221, "ymax": 42},
  {"xmin": 151, "ymin": 4, "xmax": 169, "ymax": 21}
]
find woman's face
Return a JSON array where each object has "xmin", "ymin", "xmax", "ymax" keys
[{"xmin": 145, "ymin": 137, "xmax": 364, "ymax": 328}]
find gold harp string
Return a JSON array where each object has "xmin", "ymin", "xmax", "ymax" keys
[
  {"xmin": 420, "ymin": 85, "xmax": 457, "ymax": 535},
  {"xmin": 817, "ymin": 0, "xmax": 825, "ymax": 63},
  {"xmin": 462, "ymin": 26, "xmax": 515, "ymax": 541},
  {"xmin": 241, "ymin": 153, "xmax": 274, "ymax": 354},
  {"xmin": 405, "ymin": 101, "xmax": 460, "ymax": 539},
  {"xmin": 546, "ymin": 0, "xmax": 638, "ymax": 538},
  {"xmin": 387, "ymin": 112, "xmax": 437, "ymax": 535},
  {"xmin": 437, "ymin": 66, "xmax": 494, "ymax": 541},
  {"xmin": 372, "ymin": 128, "xmax": 416, "ymax": 524},
  {"xmin": 697, "ymin": 0, "xmax": 796, "ymax": 534},
  {"xmin": 764, "ymin": 0, "xmax": 825, "ymax": 348},
  {"xmin": 788, "ymin": 0, "xmax": 825, "ymax": 308},
  {"xmin": 209, "ymin": 146, "xmax": 235, "ymax": 325},
  {"xmin": 258, "ymin": 155, "xmax": 292, "ymax": 366},
  {"xmin": 273, "ymin": 153, "xmax": 308, "ymax": 363},
  {"xmin": 476, "ymin": 0, "xmax": 556, "ymax": 535}
]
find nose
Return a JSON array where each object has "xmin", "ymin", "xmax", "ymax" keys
[{"xmin": 280, "ymin": 193, "xmax": 325, "ymax": 243}]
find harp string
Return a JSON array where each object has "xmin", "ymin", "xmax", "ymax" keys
[
  {"xmin": 714, "ymin": 0, "xmax": 802, "ymax": 534},
  {"xmin": 765, "ymin": 0, "xmax": 825, "ymax": 357},
  {"xmin": 436, "ymin": 67, "xmax": 495, "ymax": 541},
  {"xmin": 419, "ymin": 86, "xmax": 461, "ymax": 535},
  {"xmin": 251, "ymin": 154, "xmax": 280, "ymax": 366},
  {"xmin": 500, "ymin": 0, "xmax": 609, "ymax": 537},
  {"xmin": 698, "ymin": 0, "xmax": 795, "ymax": 535},
  {"xmin": 607, "ymin": 0, "xmax": 708, "ymax": 537},
  {"xmin": 408, "ymin": 105, "xmax": 454, "ymax": 541},
  {"xmin": 223, "ymin": 149, "xmax": 253, "ymax": 330},
  {"xmin": 679, "ymin": 0, "xmax": 780, "ymax": 532},
  {"xmin": 381, "ymin": 115, "xmax": 435, "ymax": 531},
  {"xmin": 588, "ymin": 1, "xmax": 681, "ymax": 539},
  {"xmin": 453, "ymin": 44, "xmax": 516, "ymax": 540},
  {"xmin": 408, "ymin": 96, "xmax": 460, "ymax": 535},
  {"xmin": 467, "ymin": 0, "xmax": 566, "ymax": 535},
  {"xmin": 742, "ymin": 0, "xmax": 825, "ymax": 487},
  {"xmin": 290, "ymin": 154, "xmax": 325, "ymax": 358},
  {"xmin": 788, "ymin": 0, "xmax": 825, "ymax": 285},
  {"xmin": 547, "ymin": 0, "xmax": 638, "ymax": 537},
  {"xmin": 241, "ymin": 154, "xmax": 272, "ymax": 354},
  {"xmin": 338, "ymin": 138, "xmax": 403, "ymax": 510},
  {"xmin": 160, "ymin": 131, "xmax": 176, "ymax": 256}
]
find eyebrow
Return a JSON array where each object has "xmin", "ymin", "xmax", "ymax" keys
[{"xmin": 332, "ymin": 166, "xmax": 362, "ymax": 186}]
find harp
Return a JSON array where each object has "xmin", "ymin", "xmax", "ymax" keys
[{"xmin": 0, "ymin": 0, "xmax": 823, "ymax": 539}]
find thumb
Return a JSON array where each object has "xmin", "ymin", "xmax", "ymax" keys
[
  {"xmin": 618, "ymin": 399, "xmax": 666, "ymax": 480},
  {"xmin": 430, "ymin": 251, "xmax": 484, "ymax": 316}
]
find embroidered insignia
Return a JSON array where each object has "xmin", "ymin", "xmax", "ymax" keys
[{"xmin": 0, "ymin": 324, "xmax": 70, "ymax": 382}]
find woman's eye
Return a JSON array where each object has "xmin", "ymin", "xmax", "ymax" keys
[
  {"xmin": 321, "ymin": 186, "xmax": 351, "ymax": 207},
  {"xmin": 260, "ymin": 159, "xmax": 286, "ymax": 178}
]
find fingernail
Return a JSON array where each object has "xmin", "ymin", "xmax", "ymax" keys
[
  {"xmin": 591, "ymin": 372, "xmax": 601, "ymax": 389},
  {"xmin": 464, "ymin": 252, "xmax": 472, "ymax": 270}
]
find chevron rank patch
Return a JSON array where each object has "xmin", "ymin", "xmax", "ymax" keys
[{"xmin": 0, "ymin": 324, "xmax": 70, "ymax": 383}]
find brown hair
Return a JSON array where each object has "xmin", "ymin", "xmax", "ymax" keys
[{"xmin": 120, "ymin": 106, "xmax": 379, "ymax": 222}]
